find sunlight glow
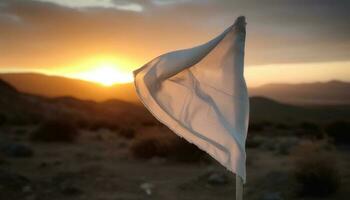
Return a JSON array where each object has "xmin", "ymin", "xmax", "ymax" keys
[
  {"xmin": 245, "ymin": 61, "xmax": 350, "ymax": 87},
  {"xmin": 1, "ymin": 61, "xmax": 349, "ymax": 87},
  {"xmin": 72, "ymin": 63, "xmax": 133, "ymax": 86}
]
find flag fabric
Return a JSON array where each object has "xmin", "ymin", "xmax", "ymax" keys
[{"xmin": 133, "ymin": 16, "xmax": 249, "ymax": 182}]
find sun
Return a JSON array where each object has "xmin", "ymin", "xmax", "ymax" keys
[{"xmin": 75, "ymin": 63, "xmax": 133, "ymax": 86}]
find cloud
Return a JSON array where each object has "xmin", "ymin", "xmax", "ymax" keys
[
  {"xmin": 151, "ymin": 0, "xmax": 196, "ymax": 6},
  {"xmin": 33, "ymin": 0, "xmax": 143, "ymax": 12},
  {"xmin": 0, "ymin": 13, "xmax": 21, "ymax": 23},
  {"xmin": 0, "ymin": 0, "xmax": 349, "ymax": 70}
]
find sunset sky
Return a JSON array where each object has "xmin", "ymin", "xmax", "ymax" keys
[{"xmin": 0, "ymin": 0, "xmax": 349, "ymax": 86}]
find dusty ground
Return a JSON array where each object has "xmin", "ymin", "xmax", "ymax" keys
[{"xmin": 0, "ymin": 126, "xmax": 349, "ymax": 200}]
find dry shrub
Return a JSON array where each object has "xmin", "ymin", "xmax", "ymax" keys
[
  {"xmin": 118, "ymin": 127, "xmax": 136, "ymax": 139},
  {"xmin": 275, "ymin": 123, "xmax": 290, "ymax": 130},
  {"xmin": 88, "ymin": 118, "xmax": 120, "ymax": 131},
  {"xmin": 291, "ymin": 141, "xmax": 340, "ymax": 197},
  {"xmin": 169, "ymin": 137, "xmax": 205, "ymax": 162},
  {"xmin": 297, "ymin": 121, "xmax": 323, "ymax": 139},
  {"xmin": 246, "ymin": 135, "xmax": 264, "ymax": 149},
  {"xmin": 130, "ymin": 127, "xmax": 205, "ymax": 162},
  {"xmin": 31, "ymin": 118, "xmax": 79, "ymax": 143},
  {"xmin": 0, "ymin": 114, "xmax": 6, "ymax": 126},
  {"xmin": 276, "ymin": 137, "xmax": 299, "ymax": 155},
  {"xmin": 248, "ymin": 123, "xmax": 265, "ymax": 132},
  {"xmin": 130, "ymin": 130, "xmax": 173, "ymax": 159},
  {"xmin": 325, "ymin": 121, "xmax": 350, "ymax": 145}
]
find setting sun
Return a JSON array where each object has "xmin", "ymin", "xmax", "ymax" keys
[{"xmin": 76, "ymin": 65, "xmax": 133, "ymax": 86}]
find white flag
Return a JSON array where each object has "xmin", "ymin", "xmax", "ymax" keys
[{"xmin": 134, "ymin": 16, "xmax": 249, "ymax": 182}]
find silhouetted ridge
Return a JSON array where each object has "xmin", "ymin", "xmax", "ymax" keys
[
  {"xmin": 250, "ymin": 96, "xmax": 280, "ymax": 105},
  {"xmin": 0, "ymin": 79, "xmax": 17, "ymax": 93},
  {"xmin": 1, "ymin": 73, "xmax": 349, "ymax": 105}
]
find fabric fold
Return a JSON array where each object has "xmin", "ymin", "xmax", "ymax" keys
[{"xmin": 133, "ymin": 16, "xmax": 249, "ymax": 182}]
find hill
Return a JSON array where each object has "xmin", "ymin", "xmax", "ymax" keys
[
  {"xmin": 0, "ymin": 78, "xmax": 152, "ymax": 127},
  {"xmin": 1, "ymin": 79, "xmax": 349, "ymax": 127},
  {"xmin": 249, "ymin": 96, "xmax": 350, "ymax": 123},
  {"xmin": 1, "ymin": 73, "xmax": 349, "ymax": 105},
  {"xmin": 0, "ymin": 73, "xmax": 139, "ymax": 103},
  {"xmin": 250, "ymin": 81, "xmax": 350, "ymax": 105}
]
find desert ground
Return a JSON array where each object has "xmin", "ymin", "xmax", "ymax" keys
[
  {"xmin": 1, "ymin": 124, "xmax": 350, "ymax": 200},
  {"xmin": 0, "ymin": 79, "xmax": 350, "ymax": 200}
]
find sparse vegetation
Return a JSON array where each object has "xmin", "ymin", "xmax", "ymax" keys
[
  {"xmin": 325, "ymin": 121, "xmax": 350, "ymax": 145},
  {"xmin": 0, "ymin": 114, "xmax": 5, "ymax": 126},
  {"xmin": 1, "ymin": 75, "xmax": 350, "ymax": 199},
  {"xmin": 168, "ymin": 137, "xmax": 206, "ymax": 162},
  {"xmin": 297, "ymin": 121, "xmax": 323, "ymax": 139},
  {"xmin": 88, "ymin": 119, "xmax": 120, "ymax": 131},
  {"xmin": 31, "ymin": 118, "xmax": 79, "ymax": 143},
  {"xmin": 275, "ymin": 137, "xmax": 298, "ymax": 155},
  {"xmin": 130, "ymin": 131, "xmax": 173, "ymax": 159},
  {"xmin": 275, "ymin": 123, "xmax": 290, "ymax": 130},
  {"xmin": 118, "ymin": 127, "xmax": 136, "ymax": 139},
  {"xmin": 248, "ymin": 123, "xmax": 265, "ymax": 132},
  {"xmin": 130, "ymin": 128, "xmax": 205, "ymax": 162},
  {"xmin": 246, "ymin": 135, "xmax": 264, "ymax": 149},
  {"xmin": 291, "ymin": 141, "xmax": 340, "ymax": 197}
]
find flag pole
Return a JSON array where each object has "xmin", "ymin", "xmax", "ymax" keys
[{"xmin": 236, "ymin": 175, "xmax": 243, "ymax": 200}]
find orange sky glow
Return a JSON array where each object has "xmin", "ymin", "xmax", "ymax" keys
[
  {"xmin": 3, "ymin": 60, "xmax": 350, "ymax": 87},
  {"xmin": 0, "ymin": 0, "xmax": 349, "ymax": 87}
]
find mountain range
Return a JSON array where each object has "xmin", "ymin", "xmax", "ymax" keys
[
  {"xmin": 0, "ymin": 76, "xmax": 349, "ymax": 125},
  {"xmin": 250, "ymin": 80, "xmax": 350, "ymax": 105},
  {"xmin": 0, "ymin": 73, "xmax": 138, "ymax": 103},
  {"xmin": 0, "ymin": 78, "xmax": 152, "ymax": 128},
  {"xmin": 0, "ymin": 73, "xmax": 349, "ymax": 105}
]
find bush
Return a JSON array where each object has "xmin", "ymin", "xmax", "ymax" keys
[
  {"xmin": 275, "ymin": 137, "xmax": 298, "ymax": 155},
  {"xmin": 325, "ymin": 121, "xmax": 350, "ymax": 145},
  {"xmin": 291, "ymin": 142, "xmax": 340, "ymax": 197},
  {"xmin": 130, "ymin": 131, "xmax": 173, "ymax": 159},
  {"xmin": 31, "ymin": 118, "xmax": 79, "ymax": 143},
  {"xmin": 169, "ymin": 137, "xmax": 205, "ymax": 162},
  {"xmin": 248, "ymin": 123, "xmax": 265, "ymax": 132},
  {"xmin": 118, "ymin": 127, "xmax": 136, "ymax": 139},
  {"xmin": 297, "ymin": 122, "xmax": 323, "ymax": 139},
  {"xmin": 0, "ymin": 114, "xmax": 6, "ymax": 126},
  {"xmin": 260, "ymin": 120, "xmax": 273, "ymax": 127},
  {"xmin": 275, "ymin": 123, "xmax": 290, "ymax": 130},
  {"xmin": 130, "ymin": 128, "xmax": 205, "ymax": 162},
  {"xmin": 88, "ymin": 119, "xmax": 120, "ymax": 131},
  {"xmin": 246, "ymin": 135, "xmax": 264, "ymax": 149}
]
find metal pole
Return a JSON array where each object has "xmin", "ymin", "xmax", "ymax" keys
[{"xmin": 236, "ymin": 175, "xmax": 243, "ymax": 200}]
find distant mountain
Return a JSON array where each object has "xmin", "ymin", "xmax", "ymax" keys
[
  {"xmin": 1, "ymin": 73, "xmax": 349, "ymax": 105},
  {"xmin": 0, "ymin": 78, "xmax": 152, "ymax": 127},
  {"xmin": 0, "ymin": 79, "xmax": 47, "ymax": 124},
  {"xmin": 0, "ymin": 73, "xmax": 139, "ymax": 103},
  {"xmin": 0, "ymin": 79, "xmax": 17, "ymax": 93},
  {"xmin": 1, "ymin": 78, "xmax": 349, "ymax": 126},
  {"xmin": 249, "ymin": 96, "xmax": 350, "ymax": 122},
  {"xmin": 250, "ymin": 81, "xmax": 350, "ymax": 105}
]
